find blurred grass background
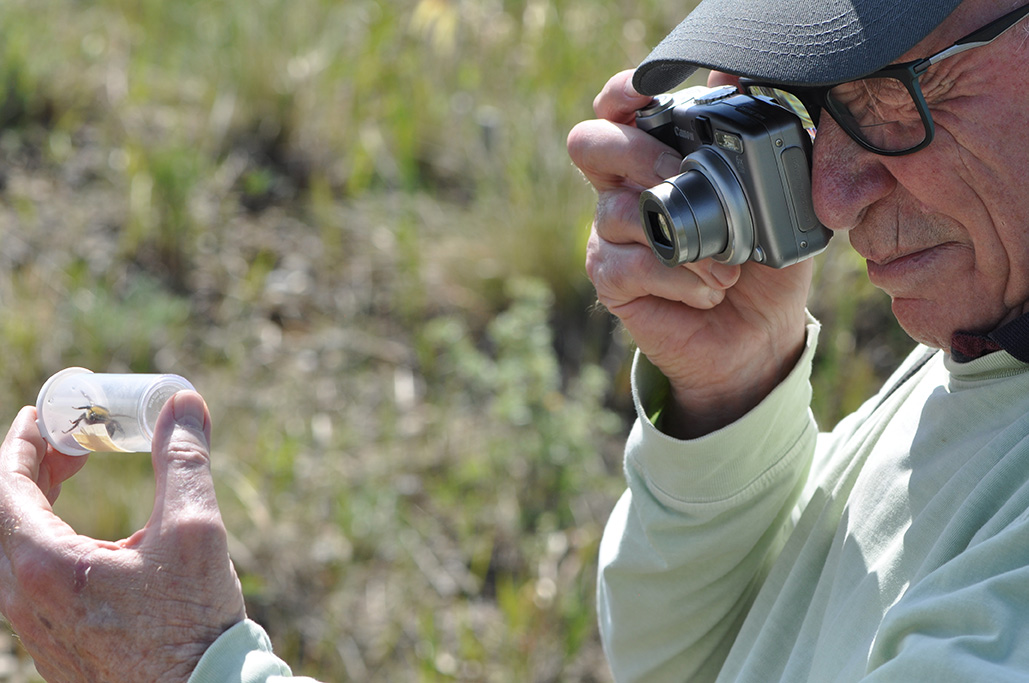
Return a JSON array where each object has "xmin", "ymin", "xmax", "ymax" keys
[{"xmin": 0, "ymin": 0, "xmax": 911, "ymax": 680}]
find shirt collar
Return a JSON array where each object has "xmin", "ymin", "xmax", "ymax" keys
[{"xmin": 951, "ymin": 312, "xmax": 1029, "ymax": 364}]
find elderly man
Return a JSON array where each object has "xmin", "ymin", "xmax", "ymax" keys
[
  {"xmin": 567, "ymin": 0, "xmax": 1029, "ymax": 680},
  {"xmin": 1, "ymin": 0, "xmax": 1028, "ymax": 681}
]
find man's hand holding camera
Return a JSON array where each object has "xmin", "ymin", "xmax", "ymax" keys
[{"xmin": 568, "ymin": 70, "xmax": 814, "ymax": 438}]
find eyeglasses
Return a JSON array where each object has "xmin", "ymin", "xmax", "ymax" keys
[{"xmin": 742, "ymin": 3, "xmax": 1029, "ymax": 156}]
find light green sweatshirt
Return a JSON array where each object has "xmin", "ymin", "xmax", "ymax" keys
[
  {"xmin": 188, "ymin": 620, "xmax": 320, "ymax": 682},
  {"xmin": 599, "ymin": 319, "xmax": 1029, "ymax": 682}
]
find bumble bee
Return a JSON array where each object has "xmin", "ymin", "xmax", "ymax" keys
[{"xmin": 63, "ymin": 392, "xmax": 125, "ymax": 438}]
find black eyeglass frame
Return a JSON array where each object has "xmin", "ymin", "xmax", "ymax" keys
[{"xmin": 741, "ymin": 3, "xmax": 1029, "ymax": 156}]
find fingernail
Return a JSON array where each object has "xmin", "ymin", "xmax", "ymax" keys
[
  {"xmin": 623, "ymin": 77, "xmax": 641, "ymax": 99},
  {"xmin": 709, "ymin": 263, "xmax": 740, "ymax": 288},
  {"xmin": 171, "ymin": 392, "xmax": 205, "ymax": 432},
  {"xmin": 655, "ymin": 151, "xmax": 683, "ymax": 179}
]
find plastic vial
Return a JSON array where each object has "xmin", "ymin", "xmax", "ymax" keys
[{"xmin": 35, "ymin": 367, "xmax": 196, "ymax": 455}]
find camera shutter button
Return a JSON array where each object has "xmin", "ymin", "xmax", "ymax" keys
[{"xmin": 637, "ymin": 93, "xmax": 675, "ymax": 117}]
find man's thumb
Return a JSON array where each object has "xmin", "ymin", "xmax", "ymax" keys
[{"xmin": 148, "ymin": 391, "xmax": 220, "ymax": 532}]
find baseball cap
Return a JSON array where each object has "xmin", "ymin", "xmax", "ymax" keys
[{"xmin": 633, "ymin": 0, "xmax": 964, "ymax": 95}]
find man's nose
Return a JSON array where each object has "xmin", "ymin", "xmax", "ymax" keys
[{"xmin": 810, "ymin": 117, "xmax": 896, "ymax": 232}]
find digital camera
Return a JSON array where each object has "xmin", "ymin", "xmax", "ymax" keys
[{"xmin": 636, "ymin": 85, "xmax": 831, "ymax": 268}]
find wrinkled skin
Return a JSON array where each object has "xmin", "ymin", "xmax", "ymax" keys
[
  {"xmin": 567, "ymin": 70, "xmax": 812, "ymax": 437},
  {"xmin": 568, "ymin": 0, "xmax": 1029, "ymax": 437},
  {"xmin": 811, "ymin": 0, "xmax": 1029, "ymax": 350},
  {"xmin": 0, "ymin": 391, "xmax": 245, "ymax": 682}
]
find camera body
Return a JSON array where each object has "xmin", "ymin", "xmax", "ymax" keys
[{"xmin": 636, "ymin": 85, "xmax": 830, "ymax": 268}]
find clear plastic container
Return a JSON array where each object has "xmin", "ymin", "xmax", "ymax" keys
[{"xmin": 35, "ymin": 367, "xmax": 195, "ymax": 455}]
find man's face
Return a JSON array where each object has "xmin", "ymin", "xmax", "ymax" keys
[{"xmin": 811, "ymin": 0, "xmax": 1029, "ymax": 350}]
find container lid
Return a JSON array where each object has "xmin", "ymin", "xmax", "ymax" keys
[{"xmin": 35, "ymin": 367, "xmax": 94, "ymax": 456}]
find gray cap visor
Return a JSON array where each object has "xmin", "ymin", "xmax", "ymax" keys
[{"xmin": 633, "ymin": 0, "xmax": 963, "ymax": 94}]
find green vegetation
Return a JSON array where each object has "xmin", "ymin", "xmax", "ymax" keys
[{"xmin": 0, "ymin": 0, "xmax": 908, "ymax": 679}]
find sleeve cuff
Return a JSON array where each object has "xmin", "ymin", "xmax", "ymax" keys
[
  {"xmin": 188, "ymin": 619, "xmax": 293, "ymax": 683},
  {"xmin": 626, "ymin": 315, "xmax": 820, "ymax": 510}
]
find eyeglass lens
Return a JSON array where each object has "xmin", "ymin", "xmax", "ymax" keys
[
  {"xmin": 749, "ymin": 79, "xmax": 928, "ymax": 154},
  {"xmin": 747, "ymin": 86, "xmax": 818, "ymax": 137},
  {"xmin": 825, "ymin": 77, "xmax": 927, "ymax": 152}
]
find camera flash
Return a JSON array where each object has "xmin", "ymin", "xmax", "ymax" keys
[{"xmin": 715, "ymin": 131, "xmax": 744, "ymax": 154}]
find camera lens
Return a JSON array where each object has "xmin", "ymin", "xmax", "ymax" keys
[
  {"xmin": 640, "ymin": 170, "xmax": 728, "ymax": 265},
  {"xmin": 650, "ymin": 212, "xmax": 675, "ymax": 250},
  {"xmin": 638, "ymin": 149, "xmax": 753, "ymax": 267}
]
